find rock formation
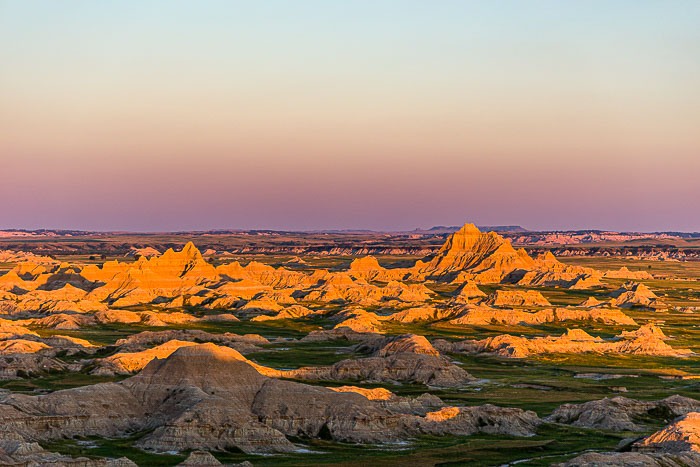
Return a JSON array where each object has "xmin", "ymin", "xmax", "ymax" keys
[
  {"xmin": 610, "ymin": 281, "xmax": 665, "ymax": 308},
  {"xmin": 447, "ymin": 305, "xmax": 636, "ymax": 326},
  {"xmin": 0, "ymin": 343, "xmax": 537, "ymax": 455},
  {"xmin": 546, "ymin": 395, "xmax": 700, "ymax": 431},
  {"xmin": 434, "ymin": 327, "xmax": 691, "ymax": 358},
  {"xmin": 414, "ymin": 223, "xmax": 535, "ymax": 282},
  {"xmin": 483, "ymin": 289, "xmax": 551, "ymax": 307}
]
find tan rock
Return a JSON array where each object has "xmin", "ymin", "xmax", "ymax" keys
[
  {"xmin": 376, "ymin": 334, "xmax": 440, "ymax": 357},
  {"xmin": 636, "ymin": 412, "xmax": 700, "ymax": 452},
  {"xmin": 434, "ymin": 327, "xmax": 690, "ymax": 358},
  {"xmin": 96, "ymin": 340, "xmax": 198, "ymax": 374},
  {"xmin": 604, "ymin": 266, "xmax": 654, "ymax": 280},
  {"xmin": 483, "ymin": 289, "xmax": 551, "ymax": 307},
  {"xmin": 348, "ymin": 256, "xmax": 407, "ymax": 282},
  {"xmin": 251, "ymin": 304, "xmax": 317, "ymax": 321},
  {"xmin": 547, "ymin": 395, "xmax": 700, "ymax": 431},
  {"xmin": 386, "ymin": 306, "xmax": 457, "ymax": 323}
]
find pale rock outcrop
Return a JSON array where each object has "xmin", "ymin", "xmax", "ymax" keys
[
  {"xmin": 416, "ymin": 404, "xmax": 540, "ymax": 437},
  {"xmin": 176, "ymin": 450, "xmax": 222, "ymax": 466},
  {"xmin": 0, "ymin": 353, "xmax": 73, "ymax": 380},
  {"xmin": 237, "ymin": 298, "xmax": 285, "ymax": 314},
  {"xmin": 0, "ymin": 319, "xmax": 38, "ymax": 339},
  {"xmin": 547, "ymin": 395, "xmax": 700, "ymax": 431},
  {"xmin": 556, "ymin": 410, "xmax": 700, "ymax": 465},
  {"xmin": 300, "ymin": 327, "xmax": 386, "ymax": 345},
  {"xmin": 199, "ymin": 279, "xmax": 271, "ymax": 309}
]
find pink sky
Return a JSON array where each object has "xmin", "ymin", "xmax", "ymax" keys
[{"xmin": 1, "ymin": 1, "xmax": 699, "ymax": 232}]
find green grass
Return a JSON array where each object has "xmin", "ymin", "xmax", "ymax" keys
[
  {"xmin": 0, "ymin": 372, "xmax": 126, "ymax": 393},
  {"xmin": 40, "ymin": 424, "xmax": 629, "ymax": 467},
  {"xmin": 247, "ymin": 340, "xmax": 366, "ymax": 369},
  {"xmin": 40, "ymin": 432, "xmax": 186, "ymax": 466},
  {"xmin": 212, "ymin": 424, "xmax": 628, "ymax": 466}
]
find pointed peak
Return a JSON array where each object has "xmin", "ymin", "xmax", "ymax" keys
[
  {"xmin": 457, "ymin": 223, "xmax": 481, "ymax": 235},
  {"xmin": 180, "ymin": 242, "xmax": 202, "ymax": 258}
]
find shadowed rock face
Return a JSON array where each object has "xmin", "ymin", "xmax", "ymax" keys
[{"xmin": 0, "ymin": 343, "xmax": 538, "ymax": 454}]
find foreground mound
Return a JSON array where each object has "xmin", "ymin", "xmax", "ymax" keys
[{"xmin": 0, "ymin": 343, "xmax": 540, "ymax": 454}]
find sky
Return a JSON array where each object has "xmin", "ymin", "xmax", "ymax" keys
[{"xmin": 1, "ymin": 1, "xmax": 699, "ymax": 232}]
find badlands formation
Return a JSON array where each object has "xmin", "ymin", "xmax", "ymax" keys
[{"xmin": 0, "ymin": 223, "xmax": 698, "ymax": 465}]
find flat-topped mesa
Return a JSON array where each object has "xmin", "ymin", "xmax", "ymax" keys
[{"xmin": 414, "ymin": 222, "xmax": 536, "ymax": 282}]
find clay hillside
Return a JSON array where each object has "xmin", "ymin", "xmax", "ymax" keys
[{"xmin": 0, "ymin": 221, "xmax": 697, "ymax": 465}]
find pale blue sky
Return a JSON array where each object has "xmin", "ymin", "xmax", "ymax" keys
[{"xmin": 1, "ymin": 1, "xmax": 699, "ymax": 231}]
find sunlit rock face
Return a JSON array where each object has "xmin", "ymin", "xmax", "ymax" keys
[
  {"xmin": 410, "ymin": 223, "xmax": 594, "ymax": 285},
  {"xmin": 415, "ymin": 223, "xmax": 535, "ymax": 281}
]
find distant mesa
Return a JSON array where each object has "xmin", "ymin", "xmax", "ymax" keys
[{"xmin": 415, "ymin": 225, "xmax": 528, "ymax": 234}]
